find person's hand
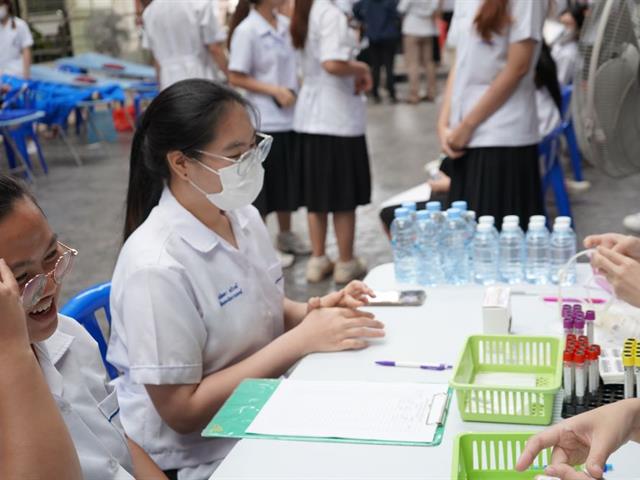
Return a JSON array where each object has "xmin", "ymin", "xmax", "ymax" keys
[
  {"xmin": 294, "ymin": 307, "xmax": 384, "ymax": 354},
  {"xmin": 272, "ymin": 87, "xmax": 296, "ymax": 108},
  {"xmin": 446, "ymin": 120, "xmax": 474, "ymax": 154},
  {"xmin": 590, "ymin": 246, "xmax": 640, "ymax": 308},
  {"xmin": 585, "ymin": 233, "xmax": 640, "ymax": 262},
  {"xmin": 516, "ymin": 399, "xmax": 640, "ymax": 479},
  {"xmin": 354, "ymin": 62, "xmax": 373, "ymax": 94},
  {"xmin": 437, "ymin": 122, "xmax": 464, "ymax": 159},
  {"xmin": 307, "ymin": 281, "xmax": 375, "ymax": 311},
  {"xmin": 0, "ymin": 259, "xmax": 30, "ymax": 351}
]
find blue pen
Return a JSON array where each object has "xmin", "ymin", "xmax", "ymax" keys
[{"xmin": 375, "ymin": 360, "xmax": 453, "ymax": 371}]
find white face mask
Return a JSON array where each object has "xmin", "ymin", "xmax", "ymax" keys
[
  {"xmin": 189, "ymin": 133, "xmax": 272, "ymax": 211},
  {"xmin": 0, "ymin": 6, "xmax": 8, "ymax": 19}
]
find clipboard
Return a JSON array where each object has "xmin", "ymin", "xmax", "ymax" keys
[{"xmin": 202, "ymin": 379, "xmax": 452, "ymax": 447}]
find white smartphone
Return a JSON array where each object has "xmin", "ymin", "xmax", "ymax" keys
[{"xmin": 367, "ymin": 290, "xmax": 426, "ymax": 307}]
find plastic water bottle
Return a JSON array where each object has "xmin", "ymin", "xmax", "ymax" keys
[
  {"xmin": 415, "ymin": 210, "xmax": 442, "ymax": 286},
  {"xmin": 441, "ymin": 208, "xmax": 468, "ymax": 285},
  {"xmin": 526, "ymin": 222, "xmax": 550, "ymax": 284},
  {"xmin": 402, "ymin": 202, "xmax": 417, "ymax": 221},
  {"xmin": 427, "ymin": 201, "xmax": 446, "ymax": 230},
  {"xmin": 499, "ymin": 223, "xmax": 525, "ymax": 284},
  {"xmin": 391, "ymin": 208, "xmax": 416, "ymax": 283},
  {"xmin": 473, "ymin": 223, "xmax": 499, "ymax": 285},
  {"xmin": 479, "ymin": 215, "xmax": 500, "ymax": 241},
  {"xmin": 555, "ymin": 216, "xmax": 572, "ymax": 228},
  {"xmin": 550, "ymin": 223, "xmax": 577, "ymax": 285}
]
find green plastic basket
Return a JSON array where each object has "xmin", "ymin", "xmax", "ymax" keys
[
  {"xmin": 451, "ymin": 432, "xmax": 552, "ymax": 479},
  {"xmin": 450, "ymin": 335, "xmax": 562, "ymax": 425}
]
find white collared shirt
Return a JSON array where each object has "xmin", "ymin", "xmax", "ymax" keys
[
  {"xmin": 0, "ymin": 17, "xmax": 33, "ymax": 77},
  {"xmin": 448, "ymin": 0, "xmax": 547, "ymax": 148},
  {"xmin": 35, "ymin": 315, "xmax": 134, "ymax": 480},
  {"xmin": 397, "ymin": 0, "xmax": 438, "ymax": 37},
  {"xmin": 293, "ymin": 0, "xmax": 367, "ymax": 137},
  {"xmin": 229, "ymin": 9, "xmax": 298, "ymax": 133},
  {"xmin": 142, "ymin": 0, "xmax": 226, "ymax": 89},
  {"xmin": 108, "ymin": 187, "xmax": 285, "ymax": 478}
]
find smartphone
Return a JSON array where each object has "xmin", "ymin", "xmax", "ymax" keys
[{"xmin": 367, "ymin": 290, "xmax": 426, "ymax": 307}]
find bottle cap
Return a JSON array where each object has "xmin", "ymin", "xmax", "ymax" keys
[
  {"xmin": 452, "ymin": 200, "xmax": 467, "ymax": 211},
  {"xmin": 502, "ymin": 223, "xmax": 519, "ymax": 232},
  {"xmin": 574, "ymin": 350, "xmax": 586, "ymax": 364},
  {"xmin": 566, "ymin": 334, "xmax": 577, "ymax": 342},
  {"xmin": 563, "ymin": 350, "xmax": 574, "ymax": 362},
  {"xmin": 587, "ymin": 348, "xmax": 599, "ymax": 361},
  {"xmin": 479, "ymin": 215, "xmax": 495, "ymax": 225},
  {"xmin": 394, "ymin": 207, "xmax": 409, "ymax": 219},
  {"xmin": 416, "ymin": 210, "xmax": 430, "ymax": 220},
  {"xmin": 573, "ymin": 304, "xmax": 583, "ymax": 311},
  {"xmin": 562, "ymin": 303, "xmax": 572, "ymax": 310},
  {"xmin": 578, "ymin": 335, "xmax": 589, "ymax": 345},
  {"xmin": 401, "ymin": 202, "xmax": 417, "ymax": 211},
  {"xmin": 563, "ymin": 318, "xmax": 574, "ymax": 329},
  {"xmin": 554, "ymin": 216, "xmax": 572, "ymax": 226},
  {"xmin": 447, "ymin": 208, "xmax": 461, "ymax": 219},
  {"xmin": 585, "ymin": 310, "xmax": 596, "ymax": 321},
  {"xmin": 426, "ymin": 201, "xmax": 441, "ymax": 212},
  {"xmin": 554, "ymin": 224, "xmax": 571, "ymax": 232},
  {"xmin": 591, "ymin": 344, "xmax": 601, "ymax": 355},
  {"xmin": 477, "ymin": 223, "xmax": 493, "ymax": 233},
  {"xmin": 503, "ymin": 214, "xmax": 519, "ymax": 224},
  {"xmin": 530, "ymin": 215, "xmax": 546, "ymax": 224},
  {"xmin": 575, "ymin": 318, "xmax": 585, "ymax": 329}
]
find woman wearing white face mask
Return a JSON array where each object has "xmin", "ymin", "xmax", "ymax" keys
[
  {"xmin": 0, "ymin": 0, "xmax": 32, "ymax": 78},
  {"xmin": 108, "ymin": 79, "xmax": 385, "ymax": 480}
]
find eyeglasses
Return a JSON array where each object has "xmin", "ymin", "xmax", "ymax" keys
[
  {"xmin": 21, "ymin": 242, "xmax": 78, "ymax": 310},
  {"xmin": 195, "ymin": 132, "xmax": 273, "ymax": 177}
]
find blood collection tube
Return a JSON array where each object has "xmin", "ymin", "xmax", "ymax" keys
[
  {"xmin": 574, "ymin": 350, "xmax": 586, "ymax": 405},
  {"xmin": 563, "ymin": 318, "xmax": 574, "ymax": 336},
  {"xmin": 585, "ymin": 310, "xmax": 595, "ymax": 344},
  {"xmin": 635, "ymin": 347, "xmax": 640, "ymax": 399},
  {"xmin": 623, "ymin": 339, "xmax": 636, "ymax": 399},
  {"xmin": 563, "ymin": 349, "xmax": 574, "ymax": 403},
  {"xmin": 588, "ymin": 347, "xmax": 599, "ymax": 396},
  {"xmin": 574, "ymin": 312, "xmax": 585, "ymax": 336},
  {"xmin": 578, "ymin": 335, "xmax": 589, "ymax": 349}
]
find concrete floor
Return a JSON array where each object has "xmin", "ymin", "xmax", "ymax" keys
[{"xmin": 6, "ymin": 83, "xmax": 640, "ymax": 305}]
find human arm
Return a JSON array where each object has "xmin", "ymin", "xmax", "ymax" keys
[
  {"xmin": 228, "ymin": 71, "xmax": 296, "ymax": 108},
  {"xmin": 0, "ymin": 260, "xmax": 82, "ymax": 480},
  {"xmin": 590, "ymin": 246, "xmax": 640, "ymax": 308},
  {"xmin": 208, "ymin": 42, "xmax": 229, "ymax": 78},
  {"xmin": 322, "ymin": 60, "xmax": 372, "ymax": 93},
  {"xmin": 21, "ymin": 47, "xmax": 31, "ymax": 79},
  {"xmin": 437, "ymin": 59, "xmax": 463, "ymax": 158},
  {"xmin": 516, "ymin": 399, "xmax": 640, "ymax": 479},
  {"xmin": 446, "ymin": 39, "xmax": 536, "ymax": 151},
  {"xmin": 127, "ymin": 438, "xmax": 168, "ymax": 479},
  {"xmin": 145, "ymin": 307, "xmax": 384, "ymax": 434}
]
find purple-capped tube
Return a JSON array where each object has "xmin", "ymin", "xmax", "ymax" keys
[
  {"xmin": 585, "ymin": 310, "xmax": 595, "ymax": 344},
  {"xmin": 564, "ymin": 317, "xmax": 574, "ymax": 336},
  {"xmin": 574, "ymin": 312, "xmax": 585, "ymax": 336}
]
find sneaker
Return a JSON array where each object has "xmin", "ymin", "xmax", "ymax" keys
[
  {"xmin": 277, "ymin": 231, "xmax": 311, "ymax": 255},
  {"xmin": 277, "ymin": 250, "xmax": 295, "ymax": 269},
  {"xmin": 566, "ymin": 179, "xmax": 591, "ymax": 194},
  {"xmin": 623, "ymin": 212, "xmax": 640, "ymax": 233},
  {"xmin": 333, "ymin": 257, "xmax": 367, "ymax": 284},
  {"xmin": 306, "ymin": 255, "xmax": 334, "ymax": 283}
]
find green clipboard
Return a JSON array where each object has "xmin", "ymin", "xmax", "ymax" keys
[{"xmin": 202, "ymin": 378, "xmax": 453, "ymax": 447}]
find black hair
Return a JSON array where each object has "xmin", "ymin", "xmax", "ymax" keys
[
  {"xmin": 535, "ymin": 41, "xmax": 562, "ymax": 114},
  {"xmin": 0, "ymin": 174, "xmax": 38, "ymax": 222},
  {"xmin": 228, "ymin": 0, "xmax": 260, "ymax": 49},
  {"xmin": 563, "ymin": 4, "xmax": 587, "ymax": 32},
  {"xmin": 123, "ymin": 79, "xmax": 252, "ymax": 241},
  {"xmin": 0, "ymin": 0, "xmax": 16, "ymax": 29}
]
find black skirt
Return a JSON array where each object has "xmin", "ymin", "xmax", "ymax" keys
[
  {"xmin": 253, "ymin": 130, "xmax": 300, "ymax": 216},
  {"xmin": 446, "ymin": 145, "xmax": 544, "ymax": 228},
  {"xmin": 297, "ymin": 133, "xmax": 372, "ymax": 212}
]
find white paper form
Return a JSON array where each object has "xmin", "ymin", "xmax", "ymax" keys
[{"xmin": 246, "ymin": 380, "xmax": 448, "ymax": 443}]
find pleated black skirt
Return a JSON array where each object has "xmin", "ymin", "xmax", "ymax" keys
[
  {"xmin": 252, "ymin": 130, "xmax": 300, "ymax": 216},
  {"xmin": 446, "ymin": 145, "xmax": 544, "ymax": 228},
  {"xmin": 297, "ymin": 133, "xmax": 372, "ymax": 212}
]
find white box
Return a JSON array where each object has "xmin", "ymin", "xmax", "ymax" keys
[{"xmin": 483, "ymin": 286, "xmax": 512, "ymax": 334}]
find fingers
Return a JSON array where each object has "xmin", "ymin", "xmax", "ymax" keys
[
  {"xmin": 544, "ymin": 464, "xmax": 591, "ymax": 480},
  {"xmin": 344, "ymin": 326, "xmax": 386, "ymax": 339},
  {"xmin": 320, "ymin": 291, "xmax": 344, "ymax": 308},
  {"xmin": 340, "ymin": 338, "xmax": 368, "ymax": 350},
  {"xmin": 339, "ymin": 297, "xmax": 367, "ymax": 309},
  {"xmin": 590, "ymin": 249, "xmax": 620, "ymax": 276},
  {"xmin": 346, "ymin": 316, "xmax": 385, "ymax": 330},
  {"xmin": 583, "ymin": 440, "xmax": 614, "ymax": 479},
  {"xmin": 516, "ymin": 428, "xmax": 563, "ymax": 471},
  {"xmin": 596, "ymin": 246, "xmax": 629, "ymax": 266},
  {"xmin": 0, "ymin": 259, "xmax": 19, "ymax": 295},
  {"xmin": 341, "ymin": 308, "xmax": 375, "ymax": 319}
]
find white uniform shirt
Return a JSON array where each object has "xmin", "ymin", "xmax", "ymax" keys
[
  {"xmin": 35, "ymin": 315, "xmax": 134, "ymax": 480},
  {"xmin": 108, "ymin": 187, "xmax": 285, "ymax": 478},
  {"xmin": 536, "ymin": 87, "xmax": 561, "ymax": 139},
  {"xmin": 0, "ymin": 17, "xmax": 33, "ymax": 77},
  {"xmin": 397, "ymin": 0, "xmax": 438, "ymax": 37},
  {"xmin": 448, "ymin": 0, "xmax": 547, "ymax": 148},
  {"xmin": 293, "ymin": 0, "xmax": 367, "ymax": 137},
  {"xmin": 229, "ymin": 10, "xmax": 298, "ymax": 133},
  {"xmin": 552, "ymin": 39, "xmax": 578, "ymax": 86},
  {"xmin": 142, "ymin": 0, "xmax": 226, "ymax": 90}
]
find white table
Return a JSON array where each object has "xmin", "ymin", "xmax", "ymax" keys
[{"xmin": 211, "ymin": 264, "xmax": 640, "ymax": 479}]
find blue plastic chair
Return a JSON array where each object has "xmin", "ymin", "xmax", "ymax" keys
[
  {"xmin": 560, "ymin": 85, "xmax": 584, "ymax": 182},
  {"xmin": 540, "ymin": 125, "xmax": 572, "ymax": 218},
  {"xmin": 60, "ymin": 282, "xmax": 118, "ymax": 379}
]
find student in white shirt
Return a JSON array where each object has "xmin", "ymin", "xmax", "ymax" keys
[
  {"xmin": 438, "ymin": 0, "xmax": 548, "ymax": 228},
  {"xmin": 551, "ymin": 4, "xmax": 586, "ymax": 86},
  {"xmin": 0, "ymin": 175, "xmax": 166, "ymax": 480},
  {"xmin": 227, "ymin": 0, "xmax": 309, "ymax": 267},
  {"xmin": 397, "ymin": 0, "xmax": 438, "ymax": 103},
  {"xmin": 108, "ymin": 79, "xmax": 384, "ymax": 480},
  {"xmin": 142, "ymin": 0, "xmax": 229, "ymax": 90},
  {"xmin": 290, "ymin": 0, "xmax": 373, "ymax": 284},
  {"xmin": 0, "ymin": 0, "xmax": 32, "ymax": 78}
]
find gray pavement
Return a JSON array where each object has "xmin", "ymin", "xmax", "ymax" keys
[{"xmin": 4, "ymin": 85, "xmax": 640, "ymax": 305}]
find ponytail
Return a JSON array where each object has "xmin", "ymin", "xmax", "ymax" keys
[
  {"xmin": 122, "ymin": 79, "xmax": 252, "ymax": 242},
  {"xmin": 474, "ymin": 0, "xmax": 510, "ymax": 43},
  {"xmin": 291, "ymin": 0, "xmax": 313, "ymax": 49},
  {"xmin": 228, "ymin": 0, "xmax": 253, "ymax": 49}
]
